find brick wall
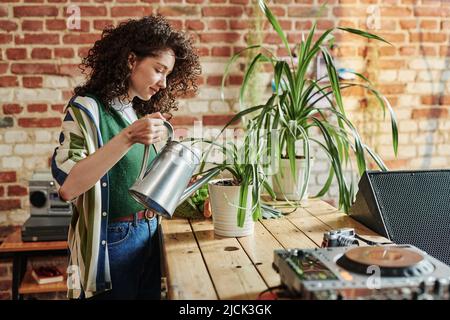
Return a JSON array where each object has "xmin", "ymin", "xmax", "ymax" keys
[{"xmin": 1, "ymin": 0, "xmax": 450, "ymax": 226}]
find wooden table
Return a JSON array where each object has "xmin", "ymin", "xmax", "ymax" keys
[
  {"xmin": 0, "ymin": 228, "xmax": 68, "ymax": 300},
  {"xmin": 160, "ymin": 198, "xmax": 387, "ymax": 300}
]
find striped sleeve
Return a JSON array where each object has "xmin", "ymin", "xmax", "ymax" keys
[{"xmin": 51, "ymin": 105, "xmax": 88, "ymax": 187}]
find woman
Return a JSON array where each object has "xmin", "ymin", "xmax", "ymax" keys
[{"xmin": 51, "ymin": 16, "xmax": 201, "ymax": 299}]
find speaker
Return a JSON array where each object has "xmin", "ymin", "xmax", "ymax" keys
[{"xmin": 350, "ymin": 170, "xmax": 450, "ymax": 265}]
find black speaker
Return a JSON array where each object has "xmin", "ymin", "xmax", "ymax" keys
[{"xmin": 350, "ymin": 170, "xmax": 450, "ymax": 265}]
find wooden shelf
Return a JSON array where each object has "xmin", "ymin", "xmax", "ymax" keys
[{"xmin": 19, "ymin": 266, "xmax": 67, "ymax": 295}]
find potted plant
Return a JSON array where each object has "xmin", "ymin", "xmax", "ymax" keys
[
  {"xmin": 197, "ymin": 121, "xmax": 275, "ymax": 237},
  {"xmin": 221, "ymin": 0, "xmax": 398, "ymax": 213}
]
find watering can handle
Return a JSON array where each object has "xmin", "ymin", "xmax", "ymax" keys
[{"xmin": 137, "ymin": 121, "xmax": 174, "ymax": 182}]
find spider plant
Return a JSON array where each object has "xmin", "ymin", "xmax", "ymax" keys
[
  {"xmin": 197, "ymin": 120, "xmax": 275, "ymax": 227},
  {"xmin": 221, "ymin": 0, "xmax": 398, "ymax": 213}
]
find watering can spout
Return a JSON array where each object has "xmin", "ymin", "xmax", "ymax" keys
[{"xmin": 178, "ymin": 168, "xmax": 221, "ymax": 205}]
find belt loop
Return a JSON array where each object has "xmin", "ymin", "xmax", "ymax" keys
[{"xmin": 133, "ymin": 211, "xmax": 138, "ymax": 227}]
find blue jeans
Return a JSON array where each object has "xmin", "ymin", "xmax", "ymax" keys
[{"xmin": 92, "ymin": 215, "xmax": 161, "ymax": 300}]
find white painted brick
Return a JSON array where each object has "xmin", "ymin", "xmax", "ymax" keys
[
  {"xmin": 198, "ymin": 87, "xmax": 239, "ymax": 100},
  {"xmin": 406, "ymin": 82, "xmax": 446, "ymax": 94},
  {"xmin": 0, "ymin": 88, "xmax": 14, "ymax": 101},
  {"xmin": 210, "ymin": 100, "xmax": 230, "ymax": 113},
  {"xmin": 418, "ymin": 119, "xmax": 438, "ymax": 131},
  {"xmin": 442, "ymin": 70, "xmax": 450, "ymax": 81},
  {"xmin": 409, "ymin": 58, "xmax": 446, "ymax": 70},
  {"xmin": 187, "ymin": 100, "xmax": 209, "ymax": 113},
  {"xmin": 34, "ymin": 130, "xmax": 52, "ymax": 142},
  {"xmin": 43, "ymin": 76, "xmax": 71, "ymax": 88},
  {"xmin": 409, "ymin": 156, "xmax": 448, "ymax": 169},
  {"xmin": 0, "ymin": 145, "xmax": 13, "ymax": 155},
  {"xmin": 24, "ymin": 156, "xmax": 49, "ymax": 170},
  {"xmin": 7, "ymin": 210, "xmax": 28, "ymax": 225},
  {"xmin": 34, "ymin": 144, "xmax": 56, "ymax": 155},
  {"xmin": 398, "ymin": 120, "xmax": 418, "ymax": 132},
  {"xmin": 417, "ymin": 70, "xmax": 442, "ymax": 82},
  {"xmin": 417, "ymin": 144, "xmax": 440, "ymax": 156},
  {"xmin": 378, "ymin": 145, "xmax": 415, "ymax": 158},
  {"xmin": 14, "ymin": 88, "xmax": 62, "ymax": 102},
  {"xmin": 379, "ymin": 70, "xmax": 397, "ymax": 82},
  {"xmin": 2, "ymin": 156, "xmax": 24, "ymax": 168},
  {"xmin": 398, "ymin": 95, "xmax": 420, "ymax": 107},
  {"xmin": 397, "ymin": 70, "xmax": 416, "ymax": 82},
  {"xmin": 201, "ymin": 61, "xmax": 232, "ymax": 75},
  {"xmin": 4, "ymin": 131, "xmax": 28, "ymax": 143},
  {"xmin": 14, "ymin": 144, "xmax": 34, "ymax": 155}
]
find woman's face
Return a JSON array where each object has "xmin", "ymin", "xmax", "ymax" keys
[{"xmin": 128, "ymin": 48, "xmax": 175, "ymax": 101}]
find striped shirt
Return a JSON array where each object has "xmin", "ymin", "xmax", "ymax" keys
[{"xmin": 51, "ymin": 95, "xmax": 113, "ymax": 298}]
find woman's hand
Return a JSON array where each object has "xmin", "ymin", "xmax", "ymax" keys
[{"xmin": 121, "ymin": 112, "xmax": 167, "ymax": 146}]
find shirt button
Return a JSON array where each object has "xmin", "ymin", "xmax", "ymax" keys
[
  {"xmin": 102, "ymin": 182, "xmax": 107, "ymax": 187},
  {"xmin": 101, "ymin": 240, "xmax": 106, "ymax": 246},
  {"xmin": 102, "ymin": 212, "xmax": 107, "ymax": 217}
]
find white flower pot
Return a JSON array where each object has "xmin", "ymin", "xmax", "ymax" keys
[
  {"xmin": 272, "ymin": 157, "xmax": 313, "ymax": 201},
  {"xmin": 208, "ymin": 179, "xmax": 254, "ymax": 237}
]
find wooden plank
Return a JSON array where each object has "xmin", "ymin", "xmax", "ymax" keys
[
  {"xmin": 285, "ymin": 207, "xmax": 332, "ymax": 246},
  {"xmin": 0, "ymin": 228, "xmax": 67, "ymax": 253},
  {"xmin": 190, "ymin": 219, "xmax": 268, "ymax": 300},
  {"xmin": 160, "ymin": 218, "xmax": 217, "ymax": 300},
  {"xmin": 238, "ymin": 222, "xmax": 285, "ymax": 289},
  {"xmin": 19, "ymin": 267, "xmax": 67, "ymax": 295},
  {"xmin": 303, "ymin": 199, "xmax": 389, "ymax": 242},
  {"xmin": 260, "ymin": 215, "xmax": 317, "ymax": 249}
]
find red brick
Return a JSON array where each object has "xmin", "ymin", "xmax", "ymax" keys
[
  {"xmin": 0, "ymin": 186, "xmax": 3, "ymax": 197},
  {"xmin": 202, "ymin": 115, "xmax": 240, "ymax": 126},
  {"xmin": 0, "ymin": 20, "xmax": 18, "ymax": 32},
  {"xmin": 410, "ymin": 32, "xmax": 447, "ymax": 43},
  {"xmin": 207, "ymin": 76, "xmax": 222, "ymax": 86},
  {"xmin": 77, "ymin": 6, "xmax": 108, "ymax": 16},
  {"xmin": 57, "ymin": 64, "xmax": 82, "ymax": 76},
  {"xmin": 27, "ymin": 104, "xmax": 48, "ymax": 112},
  {"xmin": 0, "ymin": 76, "xmax": 18, "ymax": 87},
  {"xmin": 11, "ymin": 63, "xmax": 58, "ymax": 75},
  {"xmin": 22, "ymin": 20, "xmax": 43, "ymax": 31},
  {"xmin": 15, "ymin": 34, "xmax": 60, "ymax": 45},
  {"xmin": 51, "ymin": 104, "xmax": 65, "ymax": 113},
  {"xmin": 31, "ymin": 48, "xmax": 52, "ymax": 59},
  {"xmin": 412, "ymin": 108, "xmax": 448, "ymax": 119},
  {"xmin": 229, "ymin": 75, "xmax": 243, "ymax": 85},
  {"xmin": 380, "ymin": 7, "xmax": 412, "ymax": 16},
  {"xmin": 211, "ymin": 47, "xmax": 231, "ymax": 57},
  {"xmin": 93, "ymin": 19, "xmax": 114, "ymax": 30},
  {"xmin": 111, "ymin": 6, "xmax": 152, "ymax": 17},
  {"xmin": 414, "ymin": 7, "xmax": 450, "ymax": 17},
  {"xmin": 185, "ymin": 20, "xmax": 204, "ymax": 31},
  {"xmin": 167, "ymin": 19, "xmax": 182, "ymax": 30},
  {"xmin": 18, "ymin": 118, "xmax": 62, "ymax": 128},
  {"xmin": 2, "ymin": 104, "xmax": 23, "ymax": 114},
  {"xmin": 332, "ymin": 7, "xmax": 366, "ymax": 17},
  {"xmin": 202, "ymin": 7, "xmax": 243, "ymax": 17},
  {"xmin": 0, "ymin": 199, "xmax": 21, "ymax": 211},
  {"xmin": 63, "ymin": 33, "xmax": 101, "ymax": 44},
  {"xmin": 169, "ymin": 116, "xmax": 199, "ymax": 126},
  {"xmin": 0, "ymin": 34, "xmax": 12, "ymax": 44},
  {"xmin": 208, "ymin": 20, "xmax": 228, "ymax": 30},
  {"xmin": 13, "ymin": 6, "xmax": 59, "ymax": 17},
  {"xmin": 54, "ymin": 48, "xmax": 74, "ymax": 58},
  {"xmin": 23, "ymin": 76, "xmax": 43, "ymax": 88},
  {"xmin": 45, "ymin": 19, "xmax": 66, "ymax": 31},
  {"xmin": 379, "ymin": 59, "xmax": 405, "ymax": 69},
  {"xmin": 199, "ymin": 33, "xmax": 241, "ymax": 43},
  {"xmin": 0, "ymin": 171, "xmax": 16, "ymax": 183},
  {"xmin": 229, "ymin": 20, "xmax": 247, "ymax": 30},
  {"xmin": 5, "ymin": 48, "xmax": 26, "ymax": 60},
  {"xmin": 158, "ymin": 6, "xmax": 198, "ymax": 16},
  {"xmin": 7, "ymin": 185, "xmax": 28, "ymax": 196}
]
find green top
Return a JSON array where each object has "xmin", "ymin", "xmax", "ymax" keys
[{"xmin": 97, "ymin": 97, "xmax": 157, "ymax": 221}]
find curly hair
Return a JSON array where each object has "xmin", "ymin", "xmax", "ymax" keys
[{"xmin": 74, "ymin": 15, "xmax": 201, "ymax": 117}]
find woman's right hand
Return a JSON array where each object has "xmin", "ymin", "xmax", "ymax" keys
[{"xmin": 121, "ymin": 112, "xmax": 167, "ymax": 146}]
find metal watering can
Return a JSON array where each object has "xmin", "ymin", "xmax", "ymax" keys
[{"xmin": 129, "ymin": 121, "xmax": 220, "ymax": 218}]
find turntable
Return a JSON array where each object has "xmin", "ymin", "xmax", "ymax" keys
[{"xmin": 273, "ymin": 245, "xmax": 450, "ymax": 300}]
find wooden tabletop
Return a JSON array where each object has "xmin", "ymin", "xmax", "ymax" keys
[
  {"xmin": 0, "ymin": 228, "xmax": 68, "ymax": 253},
  {"xmin": 160, "ymin": 198, "xmax": 386, "ymax": 300}
]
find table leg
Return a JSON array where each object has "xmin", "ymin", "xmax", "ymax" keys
[{"xmin": 12, "ymin": 254, "xmax": 27, "ymax": 300}]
